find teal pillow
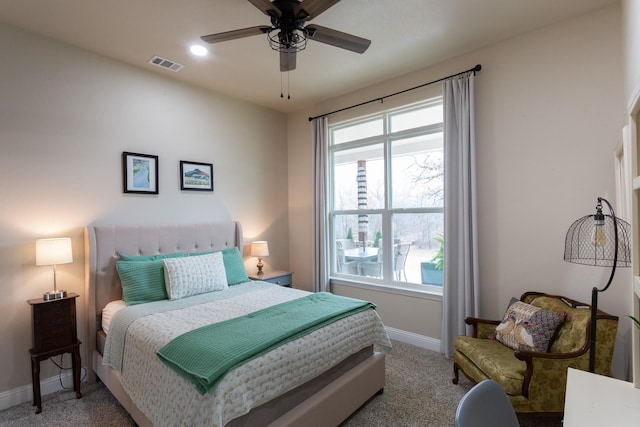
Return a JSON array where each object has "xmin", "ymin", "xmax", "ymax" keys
[
  {"xmin": 116, "ymin": 260, "xmax": 168, "ymax": 306},
  {"xmin": 118, "ymin": 248, "xmax": 248, "ymax": 291},
  {"xmin": 221, "ymin": 247, "xmax": 249, "ymax": 285},
  {"xmin": 187, "ymin": 248, "xmax": 249, "ymax": 285},
  {"xmin": 119, "ymin": 252, "xmax": 185, "ymax": 261}
]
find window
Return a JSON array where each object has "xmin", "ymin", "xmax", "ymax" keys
[{"xmin": 328, "ymin": 98, "xmax": 444, "ymax": 293}]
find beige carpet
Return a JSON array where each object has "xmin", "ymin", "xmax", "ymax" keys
[
  {"xmin": 0, "ymin": 381, "xmax": 133, "ymax": 427},
  {"xmin": 0, "ymin": 340, "xmax": 562, "ymax": 426},
  {"xmin": 342, "ymin": 340, "xmax": 472, "ymax": 426}
]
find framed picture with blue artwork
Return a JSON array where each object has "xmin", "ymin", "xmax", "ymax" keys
[
  {"xmin": 180, "ymin": 160, "xmax": 213, "ymax": 191},
  {"xmin": 122, "ymin": 152, "xmax": 158, "ymax": 194}
]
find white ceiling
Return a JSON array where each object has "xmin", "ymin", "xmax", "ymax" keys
[{"xmin": 0, "ymin": 0, "xmax": 618, "ymax": 113}]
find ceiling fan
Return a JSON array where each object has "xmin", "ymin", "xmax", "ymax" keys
[{"xmin": 200, "ymin": 0, "xmax": 371, "ymax": 72}]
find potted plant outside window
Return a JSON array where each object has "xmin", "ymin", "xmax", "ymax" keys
[
  {"xmin": 421, "ymin": 235, "xmax": 443, "ymax": 286},
  {"xmin": 373, "ymin": 230, "xmax": 382, "ymax": 248}
]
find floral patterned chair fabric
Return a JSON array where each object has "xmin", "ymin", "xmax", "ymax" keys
[{"xmin": 452, "ymin": 292, "xmax": 618, "ymax": 417}]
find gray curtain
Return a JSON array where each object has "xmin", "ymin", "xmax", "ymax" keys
[
  {"xmin": 440, "ymin": 72, "xmax": 479, "ymax": 357},
  {"xmin": 312, "ymin": 117, "xmax": 330, "ymax": 292}
]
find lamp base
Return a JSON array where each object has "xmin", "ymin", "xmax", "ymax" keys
[{"xmin": 43, "ymin": 290, "xmax": 66, "ymax": 301}]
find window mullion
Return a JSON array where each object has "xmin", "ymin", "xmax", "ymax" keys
[{"xmin": 382, "ymin": 116, "xmax": 393, "ymax": 281}]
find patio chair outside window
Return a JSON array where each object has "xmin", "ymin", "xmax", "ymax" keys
[
  {"xmin": 360, "ymin": 261, "xmax": 382, "ymax": 277},
  {"xmin": 394, "ymin": 243, "xmax": 410, "ymax": 281},
  {"xmin": 336, "ymin": 239, "xmax": 356, "ymax": 250},
  {"xmin": 336, "ymin": 240, "xmax": 358, "ymax": 275}
]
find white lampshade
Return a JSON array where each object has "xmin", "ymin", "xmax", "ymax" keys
[
  {"xmin": 250, "ymin": 241, "xmax": 269, "ymax": 257},
  {"xmin": 36, "ymin": 238, "xmax": 73, "ymax": 266},
  {"xmin": 36, "ymin": 237, "xmax": 73, "ymax": 300}
]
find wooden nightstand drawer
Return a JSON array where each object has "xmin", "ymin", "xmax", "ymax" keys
[
  {"xmin": 266, "ymin": 274, "xmax": 292, "ymax": 287},
  {"xmin": 40, "ymin": 328, "xmax": 74, "ymax": 350},
  {"xmin": 249, "ymin": 270, "xmax": 293, "ymax": 287},
  {"xmin": 39, "ymin": 302, "xmax": 68, "ymax": 320},
  {"xmin": 39, "ymin": 313, "xmax": 67, "ymax": 325}
]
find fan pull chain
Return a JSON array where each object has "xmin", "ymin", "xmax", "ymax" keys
[{"xmin": 280, "ymin": 72, "xmax": 291, "ymax": 100}]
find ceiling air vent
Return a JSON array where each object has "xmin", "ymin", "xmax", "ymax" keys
[{"xmin": 148, "ymin": 55, "xmax": 184, "ymax": 72}]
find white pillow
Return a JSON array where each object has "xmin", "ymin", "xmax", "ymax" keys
[{"xmin": 163, "ymin": 252, "xmax": 228, "ymax": 300}]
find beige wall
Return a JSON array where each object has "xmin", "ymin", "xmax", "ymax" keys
[
  {"xmin": 332, "ymin": 284, "xmax": 442, "ymax": 340},
  {"xmin": 0, "ymin": 24, "xmax": 289, "ymax": 395},
  {"xmin": 288, "ymin": 4, "xmax": 630, "ymax": 365}
]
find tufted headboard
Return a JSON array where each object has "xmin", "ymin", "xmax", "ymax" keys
[{"xmin": 84, "ymin": 221, "xmax": 243, "ymax": 363}]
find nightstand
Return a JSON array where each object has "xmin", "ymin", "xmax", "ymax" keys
[
  {"xmin": 249, "ymin": 270, "xmax": 293, "ymax": 287},
  {"xmin": 27, "ymin": 292, "xmax": 82, "ymax": 414}
]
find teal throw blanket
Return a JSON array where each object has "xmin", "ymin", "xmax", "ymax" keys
[{"xmin": 156, "ymin": 292, "xmax": 375, "ymax": 394}]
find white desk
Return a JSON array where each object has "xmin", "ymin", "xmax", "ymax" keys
[{"xmin": 563, "ymin": 368, "xmax": 640, "ymax": 426}]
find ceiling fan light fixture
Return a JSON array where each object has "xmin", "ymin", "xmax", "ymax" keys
[{"xmin": 267, "ymin": 30, "xmax": 307, "ymax": 53}]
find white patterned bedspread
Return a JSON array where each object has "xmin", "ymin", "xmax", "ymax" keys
[{"xmin": 103, "ymin": 282, "xmax": 391, "ymax": 427}]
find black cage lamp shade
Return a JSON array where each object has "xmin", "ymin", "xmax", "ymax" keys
[
  {"xmin": 564, "ymin": 200, "xmax": 631, "ymax": 269},
  {"xmin": 563, "ymin": 197, "xmax": 631, "ymax": 372}
]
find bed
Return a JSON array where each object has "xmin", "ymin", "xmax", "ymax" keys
[{"xmin": 84, "ymin": 221, "xmax": 390, "ymax": 426}]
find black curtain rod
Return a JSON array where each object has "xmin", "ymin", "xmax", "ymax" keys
[{"xmin": 308, "ymin": 64, "xmax": 482, "ymax": 122}]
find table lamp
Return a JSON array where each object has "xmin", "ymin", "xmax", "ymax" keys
[
  {"xmin": 563, "ymin": 197, "xmax": 631, "ymax": 372},
  {"xmin": 36, "ymin": 237, "xmax": 73, "ymax": 301},
  {"xmin": 250, "ymin": 241, "xmax": 269, "ymax": 275}
]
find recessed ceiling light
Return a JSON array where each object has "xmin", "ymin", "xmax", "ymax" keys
[{"xmin": 190, "ymin": 45, "xmax": 208, "ymax": 57}]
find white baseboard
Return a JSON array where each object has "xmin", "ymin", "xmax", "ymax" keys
[
  {"xmin": 385, "ymin": 326, "xmax": 441, "ymax": 353},
  {"xmin": 0, "ymin": 371, "xmax": 76, "ymax": 411}
]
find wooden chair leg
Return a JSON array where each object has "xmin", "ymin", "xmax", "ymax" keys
[{"xmin": 452, "ymin": 362, "xmax": 460, "ymax": 384}]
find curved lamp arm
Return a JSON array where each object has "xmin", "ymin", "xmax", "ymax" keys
[
  {"xmin": 597, "ymin": 197, "xmax": 618, "ymax": 294},
  {"xmin": 589, "ymin": 197, "xmax": 618, "ymax": 373}
]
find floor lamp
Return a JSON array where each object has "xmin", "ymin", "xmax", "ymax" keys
[{"xmin": 563, "ymin": 197, "xmax": 631, "ymax": 373}]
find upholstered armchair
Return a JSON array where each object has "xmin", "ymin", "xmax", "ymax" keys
[{"xmin": 452, "ymin": 292, "xmax": 618, "ymax": 417}]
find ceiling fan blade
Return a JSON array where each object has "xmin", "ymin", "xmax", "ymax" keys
[
  {"xmin": 305, "ymin": 24, "xmax": 371, "ymax": 53},
  {"xmin": 280, "ymin": 49, "xmax": 297, "ymax": 72},
  {"xmin": 248, "ymin": 0, "xmax": 281, "ymax": 17},
  {"xmin": 201, "ymin": 26, "xmax": 271, "ymax": 43},
  {"xmin": 295, "ymin": 0, "xmax": 341, "ymax": 20}
]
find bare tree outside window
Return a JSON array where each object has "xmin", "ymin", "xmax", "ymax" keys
[{"xmin": 408, "ymin": 153, "xmax": 444, "ymax": 207}]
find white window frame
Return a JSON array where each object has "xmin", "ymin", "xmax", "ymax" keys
[{"xmin": 327, "ymin": 98, "xmax": 445, "ymax": 296}]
